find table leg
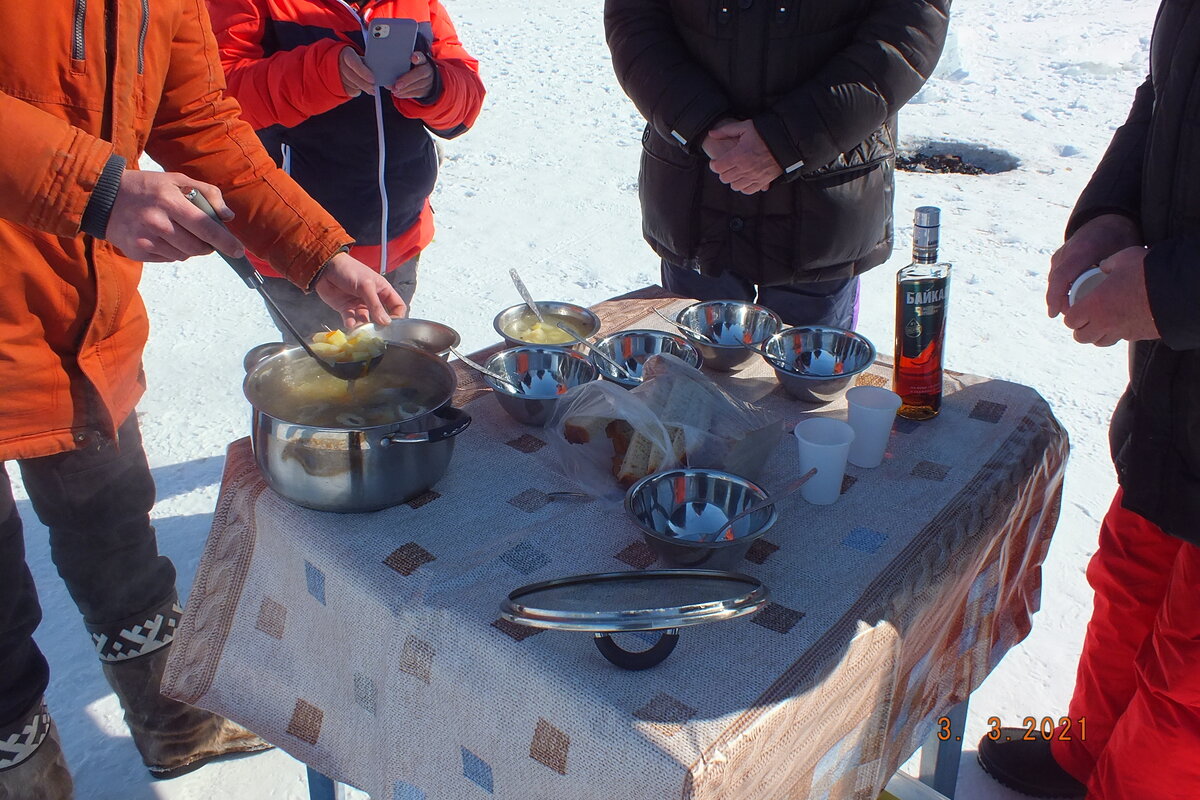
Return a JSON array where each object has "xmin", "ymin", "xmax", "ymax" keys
[
  {"xmin": 307, "ymin": 766, "xmax": 337, "ymax": 800},
  {"xmin": 918, "ymin": 698, "xmax": 969, "ymax": 799}
]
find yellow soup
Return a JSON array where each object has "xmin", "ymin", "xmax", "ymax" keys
[{"xmin": 506, "ymin": 313, "xmax": 583, "ymax": 344}]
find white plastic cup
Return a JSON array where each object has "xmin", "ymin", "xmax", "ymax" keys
[
  {"xmin": 794, "ymin": 418, "xmax": 855, "ymax": 505},
  {"xmin": 1068, "ymin": 267, "xmax": 1106, "ymax": 307},
  {"xmin": 846, "ymin": 386, "xmax": 902, "ymax": 468}
]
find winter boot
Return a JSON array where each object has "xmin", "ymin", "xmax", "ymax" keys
[
  {"xmin": 89, "ymin": 596, "xmax": 273, "ymax": 779},
  {"xmin": 0, "ymin": 698, "xmax": 74, "ymax": 800},
  {"xmin": 977, "ymin": 729, "xmax": 1087, "ymax": 798}
]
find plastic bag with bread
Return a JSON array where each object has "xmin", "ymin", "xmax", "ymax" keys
[{"xmin": 549, "ymin": 353, "xmax": 783, "ymax": 499}]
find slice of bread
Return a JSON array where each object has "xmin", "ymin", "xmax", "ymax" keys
[
  {"xmin": 562, "ymin": 358, "xmax": 751, "ymax": 490},
  {"xmin": 562, "ymin": 415, "xmax": 609, "ymax": 445},
  {"xmin": 614, "ymin": 430, "xmax": 670, "ymax": 488},
  {"xmin": 612, "ymin": 371, "xmax": 725, "ymax": 486},
  {"xmin": 604, "ymin": 419, "xmax": 634, "ymax": 458}
]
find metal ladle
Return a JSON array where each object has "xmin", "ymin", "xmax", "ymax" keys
[
  {"xmin": 697, "ymin": 467, "xmax": 817, "ymax": 543},
  {"xmin": 447, "ymin": 345, "xmax": 523, "ymax": 393},
  {"xmin": 554, "ymin": 323, "xmax": 636, "ymax": 381},
  {"xmin": 185, "ymin": 189, "xmax": 383, "ymax": 381}
]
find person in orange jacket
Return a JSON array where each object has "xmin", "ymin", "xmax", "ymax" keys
[
  {"xmin": 208, "ymin": 0, "xmax": 485, "ymax": 338},
  {"xmin": 0, "ymin": 0, "xmax": 405, "ymax": 796}
]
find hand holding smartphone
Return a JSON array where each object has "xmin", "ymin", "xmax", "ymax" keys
[{"xmin": 365, "ymin": 18, "xmax": 419, "ymax": 87}]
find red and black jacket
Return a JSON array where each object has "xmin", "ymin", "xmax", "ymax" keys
[{"xmin": 208, "ymin": 0, "xmax": 484, "ymax": 275}]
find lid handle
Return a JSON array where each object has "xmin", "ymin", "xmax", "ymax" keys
[{"xmin": 593, "ymin": 629, "xmax": 679, "ymax": 670}]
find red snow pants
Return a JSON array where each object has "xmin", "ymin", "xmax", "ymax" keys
[{"xmin": 1051, "ymin": 489, "xmax": 1200, "ymax": 799}]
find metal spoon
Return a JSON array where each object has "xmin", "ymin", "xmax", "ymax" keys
[
  {"xmin": 546, "ymin": 490, "xmax": 591, "ymax": 501},
  {"xmin": 652, "ymin": 307, "xmax": 717, "ymax": 344},
  {"xmin": 447, "ymin": 345, "xmax": 523, "ymax": 392},
  {"xmin": 697, "ymin": 467, "xmax": 817, "ymax": 543},
  {"xmin": 185, "ymin": 189, "xmax": 383, "ymax": 381},
  {"xmin": 509, "ymin": 268, "xmax": 545, "ymax": 323},
  {"xmin": 554, "ymin": 323, "xmax": 635, "ymax": 381}
]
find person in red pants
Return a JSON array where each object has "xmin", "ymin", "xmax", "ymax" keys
[
  {"xmin": 982, "ymin": 489, "xmax": 1200, "ymax": 798},
  {"xmin": 976, "ymin": 2, "xmax": 1200, "ymax": 797},
  {"xmin": 1051, "ymin": 492, "xmax": 1199, "ymax": 797}
]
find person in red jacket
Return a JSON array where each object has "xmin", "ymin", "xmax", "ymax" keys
[{"xmin": 209, "ymin": 0, "xmax": 485, "ymax": 339}]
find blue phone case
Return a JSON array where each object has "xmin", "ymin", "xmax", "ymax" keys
[{"xmin": 364, "ymin": 18, "xmax": 419, "ymax": 86}]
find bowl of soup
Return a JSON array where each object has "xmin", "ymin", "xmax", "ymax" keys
[{"xmin": 493, "ymin": 302, "xmax": 602, "ymax": 351}]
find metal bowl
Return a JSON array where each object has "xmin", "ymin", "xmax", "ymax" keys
[
  {"xmin": 493, "ymin": 302, "xmax": 602, "ymax": 352},
  {"xmin": 483, "ymin": 347, "xmax": 598, "ymax": 427},
  {"xmin": 760, "ymin": 326, "xmax": 877, "ymax": 405},
  {"xmin": 377, "ymin": 318, "xmax": 461, "ymax": 359},
  {"xmin": 624, "ymin": 468, "xmax": 778, "ymax": 571},
  {"xmin": 675, "ymin": 300, "xmax": 782, "ymax": 371},
  {"xmin": 590, "ymin": 329, "xmax": 704, "ymax": 388}
]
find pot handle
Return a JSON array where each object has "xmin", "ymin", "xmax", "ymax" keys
[
  {"xmin": 379, "ymin": 407, "xmax": 472, "ymax": 446},
  {"xmin": 593, "ymin": 629, "xmax": 679, "ymax": 670}
]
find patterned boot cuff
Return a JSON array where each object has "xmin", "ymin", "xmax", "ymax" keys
[
  {"xmin": 86, "ymin": 598, "xmax": 183, "ymax": 663},
  {"xmin": 0, "ymin": 699, "xmax": 51, "ymax": 772}
]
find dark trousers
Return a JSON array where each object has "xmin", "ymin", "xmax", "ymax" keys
[
  {"xmin": 0, "ymin": 414, "xmax": 175, "ymax": 726},
  {"xmin": 261, "ymin": 255, "xmax": 420, "ymax": 343},
  {"xmin": 660, "ymin": 260, "xmax": 860, "ymax": 329}
]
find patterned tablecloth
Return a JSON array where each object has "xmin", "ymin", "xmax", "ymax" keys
[{"xmin": 163, "ymin": 287, "xmax": 1068, "ymax": 800}]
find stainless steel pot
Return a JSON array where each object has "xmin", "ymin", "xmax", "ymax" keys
[{"xmin": 243, "ymin": 343, "xmax": 471, "ymax": 512}]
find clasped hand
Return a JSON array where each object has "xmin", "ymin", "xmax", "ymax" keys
[{"xmin": 702, "ymin": 119, "xmax": 783, "ymax": 195}]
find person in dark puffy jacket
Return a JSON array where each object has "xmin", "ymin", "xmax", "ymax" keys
[
  {"xmin": 209, "ymin": 0, "xmax": 485, "ymax": 338},
  {"xmin": 977, "ymin": 2, "xmax": 1200, "ymax": 798},
  {"xmin": 604, "ymin": 0, "xmax": 949, "ymax": 327}
]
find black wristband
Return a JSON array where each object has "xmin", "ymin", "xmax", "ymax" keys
[{"xmin": 80, "ymin": 154, "xmax": 127, "ymax": 239}]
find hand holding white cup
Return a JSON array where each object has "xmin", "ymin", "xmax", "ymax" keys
[
  {"xmin": 793, "ymin": 418, "xmax": 855, "ymax": 505},
  {"xmin": 846, "ymin": 386, "xmax": 902, "ymax": 468}
]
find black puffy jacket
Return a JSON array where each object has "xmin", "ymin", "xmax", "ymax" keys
[
  {"xmin": 1068, "ymin": 0, "xmax": 1200, "ymax": 545},
  {"xmin": 604, "ymin": 0, "xmax": 949, "ymax": 287}
]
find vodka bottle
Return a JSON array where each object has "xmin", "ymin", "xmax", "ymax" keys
[{"xmin": 893, "ymin": 207, "xmax": 951, "ymax": 420}]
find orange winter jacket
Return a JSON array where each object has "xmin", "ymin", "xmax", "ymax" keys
[{"xmin": 0, "ymin": 0, "xmax": 353, "ymax": 461}]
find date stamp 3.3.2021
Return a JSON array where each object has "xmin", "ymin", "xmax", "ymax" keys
[{"xmin": 935, "ymin": 716, "xmax": 1087, "ymax": 743}]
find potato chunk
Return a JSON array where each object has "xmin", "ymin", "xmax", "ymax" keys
[{"xmin": 311, "ymin": 327, "xmax": 385, "ymax": 363}]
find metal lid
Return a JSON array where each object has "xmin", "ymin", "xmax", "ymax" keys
[
  {"xmin": 501, "ymin": 570, "xmax": 769, "ymax": 633},
  {"xmin": 912, "ymin": 206, "xmax": 941, "ymax": 261},
  {"xmin": 914, "ymin": 206, "xmax": 941, "ymax": 227}
]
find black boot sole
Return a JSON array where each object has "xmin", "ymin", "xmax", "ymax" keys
[{"xmin": 976, "ymin": 748, "xmax": 1086, "ymax": 799}]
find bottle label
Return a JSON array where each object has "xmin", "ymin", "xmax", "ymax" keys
[{"xmin": 898, "ymin": 277, "xmax": 948, "ymax": 360}]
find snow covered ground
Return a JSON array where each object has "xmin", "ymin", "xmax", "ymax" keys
[{"xmin": 13, "ymin": 0, "xmax": 1160, "ymax": 797}]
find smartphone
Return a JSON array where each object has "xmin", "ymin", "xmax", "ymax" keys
[{"xmin": 364, "ymin": 18, "xmax": 419, "ymax": 87}]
